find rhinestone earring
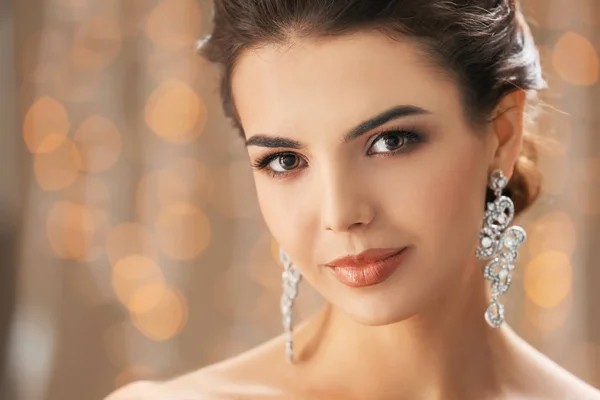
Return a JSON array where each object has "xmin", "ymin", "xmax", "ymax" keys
[
  {"xmin": 279, "ymin": 247, "xmax": 302, "ymax": 363},
  {"xmin": 476, "ymin": 169, "xmax": 526, "ymax": 328}
]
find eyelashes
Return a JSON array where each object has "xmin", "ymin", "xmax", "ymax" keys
[{"xmin": 250, "ymin": 126, "xmax": 426, "ymax": 179}]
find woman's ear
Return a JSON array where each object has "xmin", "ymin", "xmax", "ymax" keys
[{"xmin": 490, "ymin": 90, "xmax": 526, "ymax": 180}]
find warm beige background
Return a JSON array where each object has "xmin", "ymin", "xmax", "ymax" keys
[{"xmin": 0, "ymin": 0, "xmax": 598, "ymax": 399}]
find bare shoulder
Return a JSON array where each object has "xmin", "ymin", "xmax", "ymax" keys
[
  {"xmin": 167, "ymin": 334, "xmax": 291, "ymax": 399},
  {"xmin": 104, "ymin": 381, "xmax": 170, "ymax": 400},
  {"xmin": 535, "ymin": 366, "xmax": 600, "ymax": 400},
  {"xmin": 105, "ymin": 335, "xmax": 291, "ymax": 400},
  {"xmin": 510, "ymin": 337, "xmax": 600, "ymax": 400}
]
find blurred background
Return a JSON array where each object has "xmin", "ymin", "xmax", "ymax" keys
[{"xmin": 0, "ymin": 0, "xmax": 598, "ymax": 399}]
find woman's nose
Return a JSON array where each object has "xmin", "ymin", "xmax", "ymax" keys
[{"xmin": 319, "ymin": 169, "xmax": 375, "ymax": 233}]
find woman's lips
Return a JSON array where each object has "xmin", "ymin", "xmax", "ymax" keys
[{"xmin": 325, "ymin": 247, "xmax": 409, "ymax": 287}]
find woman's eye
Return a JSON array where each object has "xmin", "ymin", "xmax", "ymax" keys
[
  {"xmin": 269, "ymin": 153, "xmax": 304, "ymax": 172},
  {"xmin": 368, "ymin": 132, "xmax": 406, "ymax": 154}
]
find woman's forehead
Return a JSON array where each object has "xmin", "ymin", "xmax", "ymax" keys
[{"xmin": 232, "ymin": 32, "xmax": 461, "ymax": 137}]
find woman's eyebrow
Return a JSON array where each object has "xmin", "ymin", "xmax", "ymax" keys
[
  {"xmin": 342, "ymin": 105, "xmax": 430, "ymax": 143},
  {"xmin": 244, "ymin": 105, "xmax": 430, "ymax": 148}
]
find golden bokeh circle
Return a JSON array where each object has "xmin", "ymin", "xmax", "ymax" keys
[
  {"xmin": 23, "ymin": 96, "xmax": 69, "ymax": 154},
  {"xmin": 145, "ymin": 79, "xmax": 206, "ymax": 143},
  {"xmin": 553, "ymin": 31, "xmax": 599, "ymax": 86},
  {"xmin": 34, "ymin": 138, "xmax": 82, "ymax": 191},
  {"xmin": 46, "ymin": 201, "xmax": 108, "ymax": 261},
  {"xmin": 131, "ymin": 287, "xmax": 188, "ymax": 341},
  {"xmin": 155, "ymin": 202, "xmax": 211, "ymax": 260},
  {"xmin": 524, "ymin": 251, "xmax": 572, "ymax": 309},
  {"xmin": 73, "ymin": 115, "xmax": 122, "ymax": 173},
  {"xmin": 525, "ymin": 291, "xmax": 572, "ymax": 333},
  {"xmin": 111, "ymin": 255, "xmax": 166, "ymax": 311},
  {"xmin": 71, "ymin": 14, "xmax": 122, "ymax": 70}
]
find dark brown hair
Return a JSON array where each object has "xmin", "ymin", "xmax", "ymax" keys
[{"xmin": 197, "ymin": 0, "xmax": 547, "ymax": 214}]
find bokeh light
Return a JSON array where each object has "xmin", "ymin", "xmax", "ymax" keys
[
  {"xmin": 23, "ymin": 96, "xmax": 69, "ymax": 154},
  {"xmin": 145, "ymin": 0, "xmax": 202, "ymax": 52},
  {"xmin": 527, "ymin": 211, "xmax": 577, "ymax": 257},
  {"xmin": 155, "ymin": 202, "xmax": 211, "ymax": 261},
  {"xmin": 145, "ymin": 79, "xmax": 207, "ymax": 143},
  {"xmin": 106, "ymin": 223, "xmax": 157, "ymax": 266},
  {"xmin": 524, "ymin": 251, "xmax": 572, "ymax": 309},
  {"xmin": 553, "ymin": 31, "xmax": 599, "ymax": 86},
  {"xmin": 34, "ymin": 138, "xmax": 82, "ymax": 191},
  {"xmin": 525, "ymin": 291, "xmax": 572, "ymax": 333},
  {"xmin": 131, "ymin": 287, "xmax": 188, "ymax": 341},
  {"xmin": 73, "ymin": 115, "xmax": 122, "ymax": 173},
  {"xmin": 46, "ymin": 201, "xmax": 109, "ymax": 261},
  {"xmin": 111, "ymin": 255, "xmax": 166, "ymax": 312},
  {"xmin": 71, "ymin": 14, "xmax": 122, "ymax": 70}
]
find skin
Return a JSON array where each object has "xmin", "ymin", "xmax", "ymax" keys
[{"xmin": 106, "ymin": 31, "xmax": 600, "ymax": 400}]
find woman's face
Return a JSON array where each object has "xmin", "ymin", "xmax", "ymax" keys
[{"xmin": 232, "ymin": 31, "xmax": 498, "ymax": 325}]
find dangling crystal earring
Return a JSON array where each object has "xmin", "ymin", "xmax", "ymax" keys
[
  {"xmin": 476, "ymin": 169, "xmax": 526, "ymax": 328},
  {"xmin": 279, "ymin": 247, "xmax": 302, "ymax": 363}
]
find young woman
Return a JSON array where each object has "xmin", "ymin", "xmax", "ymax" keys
[{"xmin": 107, "ymin": 0, "xmax": 600, "ymax": 398}]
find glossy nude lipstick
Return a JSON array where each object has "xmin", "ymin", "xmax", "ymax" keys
[{"xmin": 325, "ymin": 247, "xmax": 409, "ymax": 288}]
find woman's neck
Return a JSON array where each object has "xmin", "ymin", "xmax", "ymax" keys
[{"xmin": 292, "ymin": 261, "xmax": 519, "ymax": 399}]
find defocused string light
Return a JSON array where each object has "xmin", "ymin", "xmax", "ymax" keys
[
  {"xmin": 73, "ymin": 115, "xmax": 122, "ymax": 173},
  {"xmin": 23, "ymin": 96, "xmax": 69, "ymax": 154},
  {"xmin": 46, "ymin": 201, "xmax": 108, "ymax": 261},
  {"xmin": 71, "ymin": 14, "xmax": 122, "ymax": 70},
  {"xmin": 524, "ymin": 251, "xmax": 572, "ymax": 309},
  {"xmin": 34, "ymin": 138, "xmax": 82, "ymax": 191},
  {"xmin": 144, "ymin": 79, "xmax": 206, "ymax": 143},
  {"xmin": 111, "ymin": 255, "xmax": 166, "ymax": 312},
  {"xmin": 553, "ymin": 31, "xmax": 599, "ymax": 86},
  {"xmin": 525, "ymin": 291, "xmax": 572, "ymax": 333},
  {"xmin": 130, "ymin": 287, "xmax": 188, "ymax": 341},
  {"xmin": 145, "ymin": 0, "xmax": 202, "ymax": 52},
  {"xmin": 154, "ymin": 202, "xmax": 211, "ymax": 261}
]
